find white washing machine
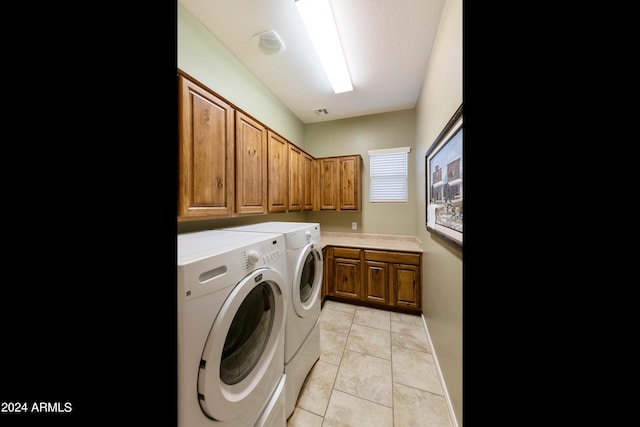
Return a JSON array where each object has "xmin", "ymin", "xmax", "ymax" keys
[
  {"xmin": 177, "ymin": 230, "xmax": 288, "ymax": 427},
  {"xmin": 224, "ymin": 222, "xmax": 323, "ymax": 418}
]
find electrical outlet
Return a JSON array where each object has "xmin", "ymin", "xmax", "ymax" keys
[{"xmin": 352, "ymin": 222, "xmax": 358, "ymax": 230}]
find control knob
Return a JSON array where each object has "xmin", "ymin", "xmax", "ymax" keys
[{"xmin": 247, "ymin": 250, "xmax": 260, "ymax": 265}]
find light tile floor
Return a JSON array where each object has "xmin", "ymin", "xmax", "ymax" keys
[{"xmin": 287, "ymin": 300, "xmax": 454, "ymax": 427}]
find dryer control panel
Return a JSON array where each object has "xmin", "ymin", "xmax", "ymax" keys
[
  {"xmin": 242, "ymin": 239, "xmax": 283, "ymax": 269},
  {"xmin": 178, "ymin": 230, "xmax": 285, "ymax": 301}
]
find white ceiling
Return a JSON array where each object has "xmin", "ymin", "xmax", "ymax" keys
[{"xmin": 179, "ymin": 0, "xmax": 446, "ymax": 124}]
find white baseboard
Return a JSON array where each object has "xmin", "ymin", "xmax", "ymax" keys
[{"xmin": 421, "ymin": 313, "xmax": 459, "ymax": 427}]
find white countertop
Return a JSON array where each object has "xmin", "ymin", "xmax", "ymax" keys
[{"xmin": 320, "ymin": 231, "xmax": 423, "ymax": 253}]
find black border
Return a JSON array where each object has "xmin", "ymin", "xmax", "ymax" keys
[{"xmin": 3, "ymin": 3, "xmax": 179, "ymax": 425}]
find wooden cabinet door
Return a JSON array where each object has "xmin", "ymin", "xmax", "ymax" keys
[
  {"xmin": 333, "ymin": 257, "xmax": 361, "ymax": 300},
  {"xmin": 267, "ymin": 130, "xmax": 288, "ymax": 212},
  {"xmin": 312, "ymin": 157, "xmax": 321, "ymax": 211},
  {"xmin": 394, "ymin": 263, "xmax": 420, "ymax": 309},
  {"xmin": 235, "ymin": 112, "xmax": 267, "ymax": 215},
  {"xmin": 319, "ymin": 157, "xmax": 338, "ymax": 210},
  {"xmin": 364, "ymin": 260, "xmax": 390, "ymax": 305},
  {"xmin": 178, "ymin": 75, "xmax": 235, "ymax": 220},
  {"xmin": 327, "ymin": 247, "xmax": 421, "ymax": 312},
  {"xmin": 339, "ymin": 155, "xmax": 360, "ymax": 210},
  {"xmin": 303, "ymin": 152, "xmax": 315, "ymax": 211},
  {"xmin": 316, "ymin": 155, "xmax": 361, "ymax": 211},
  {"xmin": 288, "ymin": 143, "xmax": 303, "ymax": 212},
  {"xmin": 321, "ymin": 247, "xmax": 329, "ymax": 300}
]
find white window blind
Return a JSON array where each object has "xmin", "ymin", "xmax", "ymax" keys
[{"xmin": 369, "ymin": 147, "xmax": 410, "ymax": 203}]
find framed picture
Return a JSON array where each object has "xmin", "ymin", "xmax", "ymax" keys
[{"xmin": 425, "ymin": 104, "xmax": 463, "ymax": 250}]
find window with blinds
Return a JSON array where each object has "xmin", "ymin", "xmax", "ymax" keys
[{"xmin": 368, "ymin": 147, "xmax": 410, "ymax": 203}]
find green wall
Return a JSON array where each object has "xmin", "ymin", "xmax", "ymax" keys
[
  {"xmin": 177, "ymin": 2, "xmax": 304, "ymax": 146},
  {"xmin": 304, "ymin": 110, "xmax": 417, "ymax": 236},
  {"xmin": 177, "ymin": 2, "xmax": 307, "ymax": 234},
  {"xmin": 414, "ymin": 0, "xmax": 463, "ymax": 424}
]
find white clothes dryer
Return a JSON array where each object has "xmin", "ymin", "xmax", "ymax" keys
[
  {"xmin": 177, "ymin": 230, "xmax": 288, "ymax": 427},
  {"xmin": 224, "ymin": 222, "xmax": 323, "ymax": 418}
]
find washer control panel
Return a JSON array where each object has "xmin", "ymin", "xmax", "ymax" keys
[{"xmin": 241, "ymin": 239, "xmax": 283, "ymax": 268}]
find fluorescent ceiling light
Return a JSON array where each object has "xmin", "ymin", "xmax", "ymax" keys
[{"xmin": 295, "ymin": 0, "xmax": 353, "ymax": 94}]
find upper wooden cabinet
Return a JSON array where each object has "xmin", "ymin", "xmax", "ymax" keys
[
  {"xmin": 288, "ymin": 143, "xmax": 303, "ymax": 212},
  {"xmin": 318, "ymin": 157, "xmax": 339, "ymax": 210},
  {"xmin": 178, "ymin": 70, "xmax": 360, "ymax": 220},
  {"xmin": 288, "ymin": 145, "xmax": 316, "ymax": 212},
  {"xmin": 178, "ymin": 74, "xmax": 235, "ymax": 220},
  {"xmin": 303, "ymin": 152, "xmax": 315, "ymax": 211},
  {"xmin": 267, "ymin": 130, "xmax": 288, "ymax": 213},
  {"xmin": 235, "ymin": 112, "xmax": 267, "ymax": 215},
  {"xmin": 339, "ymin": 155, "xmax": 361, "ymax": 210},
  {"xmin": 316, "ymin": 155, "xmax": 362, "ymax": 211}
]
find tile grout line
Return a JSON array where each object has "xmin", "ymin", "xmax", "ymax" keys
[
  {"xmin": 332, "ymin": 306, "xmax": 396, "ymax": 424},
  {"xmin": 351, "ymin": 308, "xmax": 396, "ymax": 417},
  {"xmin": 322, "ymin": 304, "xmax": 453, "ymax": 426},
  {"xmin": 389, "ymin": 313, "xmax": 395, "ymax": 426},
  {"xmin": 320, "ymin": 305, "xmax": 355, "ymax": 422}
]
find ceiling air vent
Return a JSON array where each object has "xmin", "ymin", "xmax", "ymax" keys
[
  {"xmin": 313, "ymin": 108, "xmax": 328, "ymax": 115},
  {"xmin": 253, "ymin": 30, "xmax": 285, "ymax": 55}
]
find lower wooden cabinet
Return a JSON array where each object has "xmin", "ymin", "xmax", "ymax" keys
[
  {"xmin": 331, "ymin": 247, "xmax": 362, "ymax": 300},
  {"xmin": 394, "ymin": 263, "xmax": 421, "ymax": 309},
  {"xmin": 364, "ymin": 259, "xmax": 389, "ymax": 305},
  {"xmin": 323, "ymin": 246, "xmax": 421, "ymax": 313}
]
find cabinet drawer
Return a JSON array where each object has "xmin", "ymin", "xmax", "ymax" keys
[
  {"xmin": 332, "ymin": 247, "xmax": 361, "ymax": 259},
  {"xmin": 364, "ymin": 250, "xmax": 420, "ymax": 265}
]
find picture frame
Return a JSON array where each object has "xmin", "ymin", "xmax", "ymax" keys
[{"xmin": 425, "ymin": 104, "xmax": 463, "ymax": 251}]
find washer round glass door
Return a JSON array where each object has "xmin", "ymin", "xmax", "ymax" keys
[
  {"xmin": 197, "ymin": 268, "xmax": 284, "ymax": 421},
  {"xmin": 292, "ymin": 243, "xmax": 323, "ymax": 317}
]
